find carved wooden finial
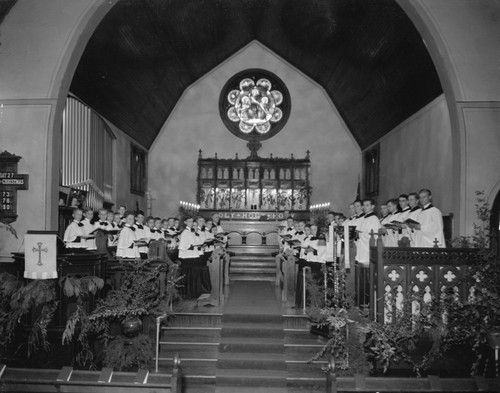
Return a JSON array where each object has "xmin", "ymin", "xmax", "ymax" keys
[
  {"xmin": 198, "ymin": 149, "xmax": 202, "ymax": 159},
  {"xmin": 306, "ymin": 150, "xmax": 310, "ymax": 159},
  {"xmin": 270, "ymin": 153, "xmax": 273, "ymax": 159},
  {"xmin": 215, "ymin": 152, "xmax": 218, "ymax": 159},
  {"xmin": 433, "ymin": 238, "xmax": 440, "ymax": 248},
  {"xmin": 235, "ymin": 152, "xmax": 238, "ymax": 159},
  {"xmin": 291, "ymin": 153, "xmax": 294, "ymax": 159}
]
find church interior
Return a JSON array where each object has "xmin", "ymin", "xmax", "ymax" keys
[{"xmin": 1, "ymin": 0, "xmax": 500, "ymax": 392}]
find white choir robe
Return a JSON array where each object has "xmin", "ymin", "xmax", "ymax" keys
[
  {"xmin": 293, "ymin": 230, "xmax": 306, "ymax": 257},
  {"xmin": 205, "ymin": 231, "xmax": 215, "ymax": 253},
  {"xmin": 149, "ymin": 228, "xmax": 163, "ymax": 241},
  {"xmin": 194, "ymin": 229, "xmax": 206, "ymax": 257},
  {"xmin": 414, "ymin": 204, "xmax": 445, "ymax": 248},
  {"xmin": 117, "ymin": 225, "xmax": 140, "ymax": 258},
  {"xmin": 165, "ymin": 227, "xmax": 179, "ymax": 249},
  {"xmin": 356, "ymin": 212, "xmax": 381, "ymax": 266},
  {"xmin": 214, "ymin": 224, "xmax": 228, "ymax": 246},
  {"xmin": 134, "ymin": 223, "xmax": 150, "ymax": 254},
  {"xmin": 280, "ymin": 227, "xmax": 296, "ymax": 252},
  {"xmin": 178, "ymin": 228, "xmax": 199, "ymax": 259},
  {"xmin": 351, "ymin": 214, "xmax": 365, "ymax": 232},
  {"xmin": 382, "ymin": 212, "xmax": 401, "ymax": 247},
  {"xmin": 397, "ymin": 207, "xmax": 411, "ymax": 243},
  {"xmin": 299, "ymin": 235, "xmax": 311, "ymax": 260},
  {"xmin": 108, "ymin": 222, "xmax": 120, "ymax": 246},
  {"xmin": 82, "ymin": 218, "xmax": 97, "ymax": 250},
  {"xmin": 94, "ymin": 220, "xmax": 114, "ymax": 247},
  {"xmin": 404, "ymin": 207, "xmax": 422, "ymax": 246},
  {"xmin": 63, "ymin": 221, "xmax": 87, "ymax": 248},
  {"xmin": 305, "ymin": 239, "xmax": 320, "ymax": 262}
]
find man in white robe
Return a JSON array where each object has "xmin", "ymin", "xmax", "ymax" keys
[
  {"xmin": 379, "ymin": 199, "xmax": 400, "ymax": 247},
  {"xmin": 356, "ymin": 199, "xmax": 381, "ymax": 306},
  {"xmin": 412, "ymin": 189, "xmax": 445, "ymax": 248},
  {"xmin": 401, "ymin": 192, "xmax": 422, "ymax": 246}
]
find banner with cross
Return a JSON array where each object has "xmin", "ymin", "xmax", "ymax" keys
[{"xmin": 24, "ymin": 233, "xmax": 57, "ymax": 279}]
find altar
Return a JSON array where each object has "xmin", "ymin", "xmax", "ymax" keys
[{"xmin": 196, "ymin": 150, "xmax": 311, "ymax": 220}]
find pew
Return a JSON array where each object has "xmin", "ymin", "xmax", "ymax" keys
[
  {"xmin": 325, "ymin": 358, "xmax": 499, "ymax": 392},
  {"xmin": 0, "ymin": 360, "xmax": 183, "ymax": 393}
]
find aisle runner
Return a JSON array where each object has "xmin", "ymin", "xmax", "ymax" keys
[
  {"xmin": 223, "ymin": 281, "xmax": 281, "ymax": 315},
  {"xmin": 216, "ymin": 281, "xmax": 287, "ymax": 393}
]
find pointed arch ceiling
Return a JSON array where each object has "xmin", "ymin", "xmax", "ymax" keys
[{"xmin": 70, "ymin": 0, "xmax": 442, "ymax": 149}]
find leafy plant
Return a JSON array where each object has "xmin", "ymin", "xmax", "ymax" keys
[
  {"xmin": 0, "ymin": 274, "xmax": 58, "ymax": 357},
  {"xmin": 306, "ymin": 266, "xmax": 449, "ymax": 377},
  {"xmin": 67, "ymin": 259, "xmax": 180, "ymax": 368},
  {"xmin": 103, "ymin": 334, "xmax": 154, "ymax": 371}
]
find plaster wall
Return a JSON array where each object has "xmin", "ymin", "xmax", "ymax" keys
[
  {"xmin": 377, "ymin": 95, "xmax": 453, "ymax": 215},
  {"xmin": 417, "ymin": 0, "xmax": 500, "ymax": 102},
  {"xmin": 0, "ymin": 103, "xmax": 53, "ymax": 260},
  {"xmin": 149, "ymin": 42, "xmax": 361, "ymax": 218}
]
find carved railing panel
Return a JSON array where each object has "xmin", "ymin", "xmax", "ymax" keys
[{"xmin": 369, "ymin": 244, "xmax": 478, "ymax": 324}]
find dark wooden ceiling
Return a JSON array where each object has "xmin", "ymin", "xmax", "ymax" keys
[
  {"xmin": 0, "ymin": 0, "xmax": 16, "ymax": 25},
  {"xmin": 70, "ymin": 0, "xmax": 442, "ymax": 149}
]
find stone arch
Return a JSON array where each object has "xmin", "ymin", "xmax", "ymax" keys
[
  {"xmin": 396, "ymin": 0, "xmax": 464, "ymax": 236},
  {"xmin": 0, "ymin": 0, "xmax": 466, "ymax": 233}
]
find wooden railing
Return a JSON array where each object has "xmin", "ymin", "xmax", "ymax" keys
[
  {"xmin": 0, "ymin": 361, "xmax": 182, "ymax": 393},
  {"xmin": 366, "ymin": 235, "xmax": 479, "ymax": 323},
  {"xmin": 8, "ymin": 252, "xmax": 107, "ymax": 327}
]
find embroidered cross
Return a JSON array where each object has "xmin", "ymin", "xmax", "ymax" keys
[
  {"xmin": 416, "ymin": 270, "xmax": 428, "ymax": 282},
  {"xmin": 32, "ymin": 242, "xmax": 48, "ymax": 266},
  {"xmin": 444, "ymin": 270, "xmax": 456, "ymax": 282},
  {"xmin": 388, "ymin": 269, "xmax": 400, "ymax": 281}
]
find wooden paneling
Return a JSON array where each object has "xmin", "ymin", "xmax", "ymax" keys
[{"xmin": 70, "ymin": 0, "xmax": 442, "ymax": 150}]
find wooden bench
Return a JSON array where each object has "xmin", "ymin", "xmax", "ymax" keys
[{"xmin": 0, "ymin": 360, "xmax": 182, "ymax": 393}]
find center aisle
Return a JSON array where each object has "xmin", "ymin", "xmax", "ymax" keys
[
  {"xmin": 223, "ymin": 280, "xmax": 282, "ymax": 315},
  {"xmin": 216, "ymin": 281, "xmax": 287, "ymax": 393}
]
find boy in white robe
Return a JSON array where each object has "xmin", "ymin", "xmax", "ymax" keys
[
  {"xmin": 117, "ymin": 212, "xmax": 140, "ymax": 258},
  {"xmin": 63, "ymin": 209, "xmax": 87, "ymax": 248},
  {"xmin": 412, "ymin": 189, "xmax": 445, "ymax": 247}
]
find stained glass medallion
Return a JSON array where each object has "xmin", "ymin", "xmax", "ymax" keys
[{"xmin": 220, "ymin": 69, "xmax": 291, "ymax": 142}]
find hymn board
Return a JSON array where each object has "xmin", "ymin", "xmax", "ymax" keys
[{"xmin": 0, "ymin": 151, "xmax": 29, "ymax": 223}]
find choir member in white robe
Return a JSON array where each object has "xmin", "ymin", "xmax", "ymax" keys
[
  {"xmin": 204, "ymin": 219, "xmax": 215, "ymax": 262},
  {"xmin": 63, "ymin": 209, "xmax": 87, "ymax": 248},
  {"xmin": 351, "ymin": 200, "xmax": 365, "ymax": 230},
  {"xmin": 117, "ymin": 212, "xmax": 140, "ymax": 258},
  {"xmin": 400, "ymin": 192, "xmax": 421, "ymax": 246},
  {"xmin": 295, "ymin": 224, "xmax": 312, "ymax": 307},
  {"xmin": 280, "ymin": 217, "xmax": 296, "ymax": 252},
  {"xmin": 134, "ymin": 211, "xmax": 150, "ymax": 259},
  {"xmin": 413, "ymin": 189, "xmax": 445, "ymax": 248},
  {"xmin": 293, "ymin": 221, "xmax": 306, "ymax": 257},
  {"xmin": 117, "ymin": 205, "xmax": 126, "ymax": 227},
  {"xmin": 356, "ymin": 199, "xmax": 381, "ymax": 306},
  {"xmin": 82, "ymin": 208, "xmax": 97, "ymax": 250},
  {"xmin": 379, "ymin": 199, "xmax": 400, "ymax": 247},
  {"xmin": 93, "ymin": 208, "xmax": 115, "ymax": 249},
  {"xmin": 149, "ymin": 217, "xmax": 163, "ymax": 241},
  {"xmin": 178, "ymin": 216, "xmax": 211, "ymax": 298}
]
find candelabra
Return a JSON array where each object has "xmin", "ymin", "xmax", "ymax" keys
[
  {"xmin": 179, "ymin": 201, "xmax": 200, "ymax": 216},
  {"xmin": 310, "ymin": 202, "xmax": 331, "ymax": 223}
]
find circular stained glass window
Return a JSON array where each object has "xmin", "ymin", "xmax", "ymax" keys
[{"xmin": 219, "ymin": 69, "xmax": 291, "ymax": 141}]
